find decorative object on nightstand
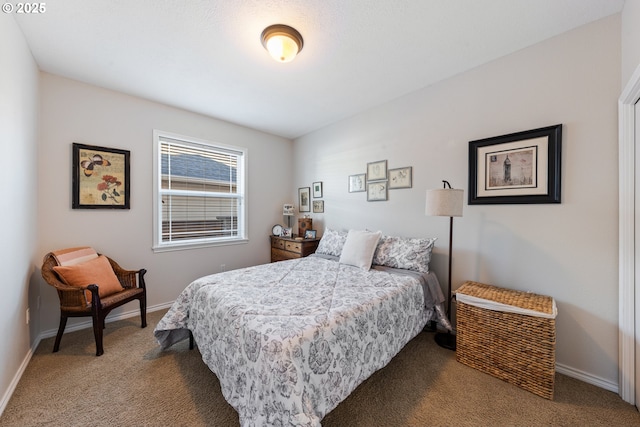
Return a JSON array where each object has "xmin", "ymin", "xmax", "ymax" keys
[
  {"xmin": 272, "ymin": 224, "xmax": 283, "ymax": 236},
  {"xmin": 425, "ymin": 180, "xmax": 464, "ymax": 351},
  {"xmin": 298, "ymin": 217, "xmax": 312, "ymax": 238},
  {"xmin": 283, "ymin": 203, "xmax": 294, "ymax": 228},
  {"xmin": 270, "ymin": 235, "xmax": 320, "ymax": 262}
]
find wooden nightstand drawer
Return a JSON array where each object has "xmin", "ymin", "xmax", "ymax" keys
[
  {"xmin": 271, "ymin": 238, "xmax": 285, "ymax": 249},
  {"xmin": 285, "ymin": 241, "xmax": 302, "ymax": 252},
  {"xmin": 271, "ymin": 248, "xmax": 300, "ymax": 262},
  {"xmin": 270, "ymin": 235, "xmax": 320, "ymax": 262}
]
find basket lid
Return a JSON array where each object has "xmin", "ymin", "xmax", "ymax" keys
[{"xmin": 456, "ymin": 281, "xmax": 557, "ymax": 319}]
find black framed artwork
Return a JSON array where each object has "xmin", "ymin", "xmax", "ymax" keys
[
  {"xmin": 468, "ymin": 124, "xmax": 562, "ymax": 205},
  {"xmin": 72, "ymin": 143, "xmax": 130, "ymax": 209},
  {"xmin": 312, "ymin": 181, "xmax": 323, "ymax": 198},
  {"xmin": 298, "ymin": 187, "xmax": 310, "ymax": 212}
]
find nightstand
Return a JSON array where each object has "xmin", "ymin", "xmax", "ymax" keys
[{"xmin": 270, "ymin": 236, "xmax": 320, "ymax": 262}]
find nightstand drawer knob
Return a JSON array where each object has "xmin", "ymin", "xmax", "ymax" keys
[{"xmin": 285, "ymin": 242, "xmax": 302, "ymax": 251}]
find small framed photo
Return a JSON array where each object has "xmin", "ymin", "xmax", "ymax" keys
[
  {"xmin": 367, "ymin": 160, "xmax": 387, "ymax": 181},
  {"xmin": 367, "ymin": 181, "xmax": 388, "ymax": 201},
  {"xmin": 349, "ymin": 173, "xmax": 366, "ymax": 192},
  {"xmin": 72, "ymin": 143, "xmax": 130, "ymax": 209},
  {"xmin": 388, "ymin": 166, "xmax": 412, "ymax": 189},
  {"xmin": 469, "ymin": 124, "xmax": 562, "ymax": 204},
  {"xmin": 313, "ymin": 181, "xmax": 323, "ymax": 198},
  {"xmin": 313, "ymin": 200, "xmax": 324, "ymax": 213},
  {"xmin": 298, "ymin": 187, "xmax": 311, "ymax": 212},
  {"xmin": 304, "ymin": 229, "xmax": 317, "ymax": 239},
  {"xmin": 282, "ymin": 227, "xmax": 293, "ymax": 238}
]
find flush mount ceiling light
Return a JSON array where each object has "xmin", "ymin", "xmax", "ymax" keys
[{"xmin": 261, "ymin": 24, "xmax": 304, "ymax": 63}]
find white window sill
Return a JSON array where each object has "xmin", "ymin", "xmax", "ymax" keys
[{"xmin": 152, "ymin": 238, "xmax": 248, "ymax": 253}]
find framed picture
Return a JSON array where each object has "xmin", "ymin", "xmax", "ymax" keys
[
  {"xmin": 388, "ymin": 166, "xmax": 412, "ymax": 189},
  {"xmin": 313, "ymin": 200, "xmax": 324, "ymax": 213},
  {"xmin": 312, "ymin": 181, "xmax": 323, "ymax": 198},
  {"xmin": 304, "ymin": 229, "xmax": 317, "ymax": 239},
  {"xmin": 282, "ymin": 227, "xmax": 293, "ymax": 238},
  {"xmin": 298, "ymin": 187, "xmax": 311, "ymax": 212},
  {"xmin": 72, "ymin": 143, "xmax": 130, "ymax": 209},
  {"xmin": 367, "ymin": 160, "xmax": 387, "ymax": 181},
  {"xmin": 468, "ymin": 124, "xmax": 562, "ymax": 204},
  {"xmin": 348, "ymin": 173, "xmax": 366, "ymax": 192},
  {"xmin": 367, "ymin": 181, "xmax": 388, "ymax": 202}
]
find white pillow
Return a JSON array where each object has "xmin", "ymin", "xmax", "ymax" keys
[{"xmin": 339, "ymin": 229, "xmax": 383, "ymax": 270}]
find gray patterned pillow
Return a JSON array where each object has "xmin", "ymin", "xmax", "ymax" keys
[
  {"xmin": 315, "ymin": 228, "xmax": 348, "ymax": 257},
  {"xmin": 373, "ymin": 236, "xmax": 437, "ymax": 273}
]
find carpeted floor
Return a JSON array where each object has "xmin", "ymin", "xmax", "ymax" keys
[{"xmin": 1, "ymin": 310, "xmax": 639, "ymax": 426}]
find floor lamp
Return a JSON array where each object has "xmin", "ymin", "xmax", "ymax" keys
[{"xmin": 425, "ymin": 180, "xmax": 463, "ymax": 351}]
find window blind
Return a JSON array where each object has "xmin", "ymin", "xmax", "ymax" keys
[{"xmin": 154, "ymin": 132, "xmax": 246, "ymax": 250}]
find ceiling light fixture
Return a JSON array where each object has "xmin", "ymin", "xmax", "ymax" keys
[{"xmin": 261, "ymin": 24, "xmax": 304, "ymax": 63}]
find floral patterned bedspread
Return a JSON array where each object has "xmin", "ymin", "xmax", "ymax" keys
[{"xmin": 154, "ymin": 255, "xmax": 443, "ymax": 426}]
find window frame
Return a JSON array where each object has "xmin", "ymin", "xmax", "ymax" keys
[{"xmin": 152, "ymin": 130, "xmax": 248, "ymax": 252}]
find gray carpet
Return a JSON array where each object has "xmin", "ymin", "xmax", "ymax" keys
[{"xmin": 1, "ymin": 310, "xmax": 639, "ymax": 426}]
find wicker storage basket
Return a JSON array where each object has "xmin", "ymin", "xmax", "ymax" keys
[{"xmin": 455, "ymin": 281, "xmax": 557, "ymax": 399}]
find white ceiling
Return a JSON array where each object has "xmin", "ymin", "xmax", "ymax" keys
[{"xmin": 14, "ymin": 0, "xmax": 624, "ymax": 139}]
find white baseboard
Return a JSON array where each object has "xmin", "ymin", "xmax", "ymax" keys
[
  {"xmin": 38, "ymin": 302, "xmax": 174, "ymax": 339},
  {"xmin": 0, "ymin": 302, "xmax": 173, "ymax": 417},
  {"xmin": 0, "ymin": 341, "xmax": 36, "ymax": 417},
  {"xmin": 1, "ymin": 303, "xmax": 621, "ymax": 417},
  {"xmin": 556, "ymin": 362, "xmax": 618, "ymax": 393}
]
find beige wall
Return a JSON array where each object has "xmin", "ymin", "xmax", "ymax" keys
[
  {"xmin": 1, "ymin": 7, "xmax": 633, "ymax": 412},
  {"xmin": 0, "ymin": 15, "xmax": 40, "ymax": 411},
  {"xmin": 622, "ymin": 0, "xmax": 640, "ymax": 84},
  {"xmin": 36, "ymin": 74, "xmax": 294, "ymax": 334},
  {"xmin": 294, "ymin": 15, "xmax": 621, "ymax": 388}
]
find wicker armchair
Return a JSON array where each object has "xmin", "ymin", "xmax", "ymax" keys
[{"xmin": 41, "ymin": 252, "xmax": 147, "ymax": 356}]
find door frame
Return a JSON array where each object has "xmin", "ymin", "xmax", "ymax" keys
[{"xmin": 619, "ymin": 63, "xmax": 640, "ymax": 405}]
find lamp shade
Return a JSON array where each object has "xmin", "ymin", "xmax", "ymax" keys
[
  {"xmin": 425, "ymin": 188, "xmax": 464, "ymax": 217},
  {"xmin": 283, "ymin": 204, "xmax": 295, "ymax": 216}
]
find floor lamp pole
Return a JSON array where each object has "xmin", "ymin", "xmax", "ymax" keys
[
  {"xmin": 425, "ymin": 180, "xmax": 462, "ymax": 351},
  {"xmin": 435, "ymin": 215, "xmax": 456, "ymax": 351},
  {"xmin": 446, "ymin": 215, "xmax": 453, "ymax": 318}
]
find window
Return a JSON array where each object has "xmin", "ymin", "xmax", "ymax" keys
[{"xmin": 152, "ymin": 130, "xmax": 247, "ymax": 252}]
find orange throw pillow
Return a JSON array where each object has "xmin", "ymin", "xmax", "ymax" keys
[{"xmin": 53, "ymin": 255, "xmax": 124, "ymax": 304}]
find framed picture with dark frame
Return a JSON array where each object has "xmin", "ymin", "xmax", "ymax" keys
[
  {"xmin": 298, "ymin": 187, "xmax": 311, "ymax": 212},
  {"xmin": 388, "ymin": 166, "xmax": 412, "ymax": 189},
  {"xmin": 468, "ymin": 124, "xmax": 562, "ymax": 205},
  {"xmin": 367, "ymin": 160, "xmax": 387, "ymax": 181},
  {"xmin": 367, "ymin": 180, "xmax": 388, "ymax": 202},
  {"xmin": 72, "ymin": 143, "xmax": 130, "ymax": 209},
  {"xmin": 312, "ymin": 181, "xmax": 323, "ymax": 198},
  {"xmin": 304, "ymin": 229, "xmax": 317, "ymax": 239},
  {"xmin": 313, "ymin": 200, "xmax": 324, "ymax": 213}
]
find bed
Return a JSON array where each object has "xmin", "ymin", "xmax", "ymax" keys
[{"xmin": 154, "ymin": 230, "xmax": 448, "ymax": 426}]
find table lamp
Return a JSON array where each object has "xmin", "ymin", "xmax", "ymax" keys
[{"xmin": 283, "ymin": 204, "xmax": 294, "ymax": 228}]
